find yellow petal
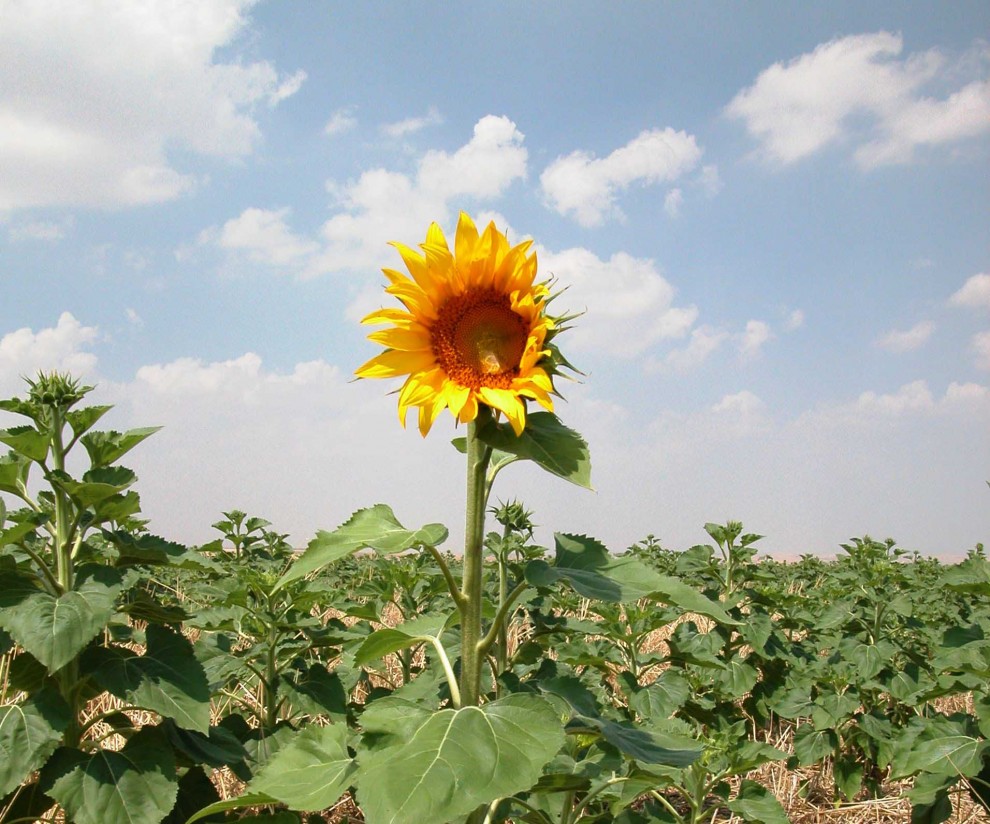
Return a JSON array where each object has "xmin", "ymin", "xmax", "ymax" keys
[
  {"xmin": 456, "ymin": 392, "xmax": 479, "ymax": 424},
  {"xmin": 455, "ymin": 212, "xmax": 480, "ymax": 267},
  {"xmin": 477, "ymin": 387, "xmax": 526, "ymax": 436},
  {"xmin": 367, "ymin": 326, "xmax": 432, "ymax": 352},
  {"xmin": 361, "ymin": 307, "xmax": 416, "ymax": 326},
  {"xmin": 443, "ymin": 381, "xmax": 472, "ymax": 418},
  {"xmin": 355, "ymin": 348, "xmax": 435, "ymax": 379}
]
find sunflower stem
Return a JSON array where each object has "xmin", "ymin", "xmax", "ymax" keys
[{"xmin": 459, "ymin": 408, "xmax": 492, "ymax": 708}]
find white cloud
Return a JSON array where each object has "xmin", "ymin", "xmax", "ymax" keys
[
  {"xmin": 6, "ymin": 217, "xmax": 72, "ymax": 242},
  {"xmin": 0, "ymin": 0, "xmax": 304, "ymax": 209},
  {"xmin": 540, "ymin": 128, "xmax": 703, "ymax": 226},
  {"xmin": 739, "ymin": 319, "xmax": 773, "ymax": 359},
  {"xmin": 125, "ymin": 308, "xmax": 144, "ymax": 328},
  {"xmin": 324, "ymin": 107, "xmax": 358, "ymax": 136},
  {"xmin": 537, "ymin": 247, "xmax": 697, "ymax": 357},
  {"xmin": 854, "ymin": 380, "xmax": 935, "ymax": 416},
  {"xmin": 0, "ymin": 312, "xmax": 99, "ymax": 395},
  {"xmin": 311, "ymin": 115, "xmax": 528, "ymax": 274},
  {"xmin": 784, "ymin": 308, "xmax": 805, "ymax": 331},
  {"xmin": 972, "ymin": 330, "xmax": 990, "ymax": 370},
  {"xmin": 713, "ymin": 389, "xmax": 764, "ymax": 415},
  {"xmin": 949, "ymin": 273, "xmax": 990, "ymax": 310},
  {"xmin": 698, "ymin": 164, "xmax": 723, "ymax": 196},
  {"xmin": 216, "ymin": 207, "xmax": 320, "ymax": 270},
  {"xmin": 647, "ymin": 325, "xmax": 729, "ymax": 373},
  {"xmin": 381, "ymin": 106, "xmax": 443, "ymax": 138},
  {"xmin": 726, "ymin": 32, "xmax": 990, "ymax": 168},
  {"xmin": 876, "ymin": 319, "xmax": 935, "ymax": 352},
  {"xmin": 663, "ymin": 188, "xmax": 683, "ymax": 218}
]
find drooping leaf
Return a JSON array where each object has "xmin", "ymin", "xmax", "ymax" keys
[
  {"xmin": 355, "ymin": 693, "xmax": 565, "ymax": 824},
  {"xmin": 478, "ymin": 412, "xmax": 592, "ymax": 490},
  {"xmin": 281, "ymin": 665, "xmax": 349, "ymax": 721},
  {"xmin": 40, "ymin": 727, "xmax": 178, "ymax": 824},
  {"xmin": 0, "ymin": 564, "xmax": 123, "ymax": 671},
  {"xmin": 275, "ymin": 505, "xmax": 447, "ymax": 592},
  {"xmin": 726, "ymin": 779, "xmax": 791, "ymax": 824},
  {"xmin": 81, "ymin": 427, "xmax": 161, "ymax": 468},
  {"xmin": 248, "ymin": 723, "xmax": 356, "ymax": 811},
  {"xmin": 792, "ymin": 725, "xmax": 837, "ymax": 766},
  {"xmin": 0, "ymin": 451, "xmax": 31, "ymax": 495},
  {"xmin": 161, "ymin": 720, "xmax": 248, "ymax": 768},
  {"xmin": 0, "ymin": 688, "xmax": 72, "ymax": 795},
  {"xmin": 893, "ymin": 731, "xmax": 989, "ymax": 778},
  {"xmin": 162, "ymin": 765, "xmax": 223, "ymax": 824},
  {"xmin": 526, "ymin": 534, "xmax": 735, "ymax": 622},
  {"xmin": 629, "ymin": 671, "xmax": 691, "ymax": 721},
  {"xmin": 354, "ymin": 612, "xmax": 449, "ymax": 667},
  {"xmin": 586, "ymin": 717, "xmax": 701, "ymax": 767},
  {"xmin": 81, "ymin": 625, "xmax": 211, "ymax": 733}
]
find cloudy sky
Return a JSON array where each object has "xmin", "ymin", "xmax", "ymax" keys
[{"xmin": 2, "ymin": 1, "xmax": 988, "ymax": 559}]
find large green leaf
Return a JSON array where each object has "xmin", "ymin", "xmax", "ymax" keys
[
  {"xmin": 0, "ymin": 451, "xmax": 31, "ymax": 495},
  {"xmin": 726, "ymin": 779, "xmax": 791, "ymax": 824},
  {"xmin": 275, "ymin": 505, "xmax": 448, "ymax": 592},
  {"xmin": 81, "ymin": 625, "xmax": 211, "ymax": 733},
  {"xmin": 65, "ymin": 405, "xmax": 112, "ymax": 440},
  {"xmin": 893, "ymin": 731, "xmax": 989, "ymax": 779},
  {"xmin": 55, "ymin": 466, "xmax": 138, "ymax": 507},
  {"xmin": 583, "ymin": 717, "xmax": 701, "ymax": 767},
  {"xmin": 248, "ymin": 723, "xmax": 355, "ymax": 811},
  {"xmin": 40, "ymin": 727, "xmax": 178, "ymax": 824},
  {"xmin": 81, "ymin": 427, "xmax": 161, "ymax": 468},
  {"xmin": 355, "ymin": 693, "xmax": 565, "ymax": 824},
  {"xmin": 0, "ymin": 565, "xmax": 123, "ymax": 671},
  {"xmin": 628, "ymin": 671, "xmax": 691, "ymax": 720},
  {"xmin": 0, "ymin": 688, "xmax": 71, "ymax": 795},
  {"xmin": 478, "ymin": 412, "xmax": 592, "ymax": 490},
  {"xmin": 0, "ymin": 426, "xmax": 49, "ymax": 462},
  {"xmin": 354, "ymin": 612, "xmax": 449, "ymax": 667},
  {"xmin": 526, "ymin": 534, "xmax": 735, "ymax": 622}
]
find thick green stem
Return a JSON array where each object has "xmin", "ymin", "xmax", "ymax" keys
[
  {"xmin": 49, "ymin": 406, "xmax": 83, "ymax": 747},
  {"xmin": 458, "ymin": 412, "xmax": 492, "ymax": 707}
]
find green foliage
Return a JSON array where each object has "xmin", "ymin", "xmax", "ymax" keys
[{"xmin": 2, "ymin": 371, "xmax": 986, "ymax": 824}]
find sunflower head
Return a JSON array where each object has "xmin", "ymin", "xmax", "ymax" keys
[{"xmin": 356, "ymin": 212, "xmax": 568, "ymax": 437}]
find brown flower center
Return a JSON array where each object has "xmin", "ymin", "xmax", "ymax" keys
[{"xmin": 431, "ymin": 289, "xmax": 529, "ymax": 389}]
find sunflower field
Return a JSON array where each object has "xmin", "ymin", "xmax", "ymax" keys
[{"xmin": 1, "ymin": 216, "xmax": 988, "ymax": 824}]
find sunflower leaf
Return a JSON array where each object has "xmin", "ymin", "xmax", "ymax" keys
[
  {"xmin": 479, "ymin": 411, "xmax": 592, "ymax": 490},
  {"xmin": 274, "ymin": 504, "xmax": 448, "ymax": 593}
]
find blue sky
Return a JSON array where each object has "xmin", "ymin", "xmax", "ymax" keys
[{"xmin": 1, "ymin": 1, "xmax": 988, "ymax": 558}]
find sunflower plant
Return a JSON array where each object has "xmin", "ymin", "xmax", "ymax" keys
[{"xmin": 355, "ymin": 212, "xmax": 589, "ymax": 709}]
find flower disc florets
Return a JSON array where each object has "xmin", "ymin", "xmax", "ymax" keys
[{"xmin": 356, "ymin": 212, "xmax": 566, "ymax": 437}]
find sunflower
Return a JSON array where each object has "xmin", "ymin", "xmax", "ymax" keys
[{"xmin": 356, "ymin": 212, "xmax": 558, "ymax": 437}]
